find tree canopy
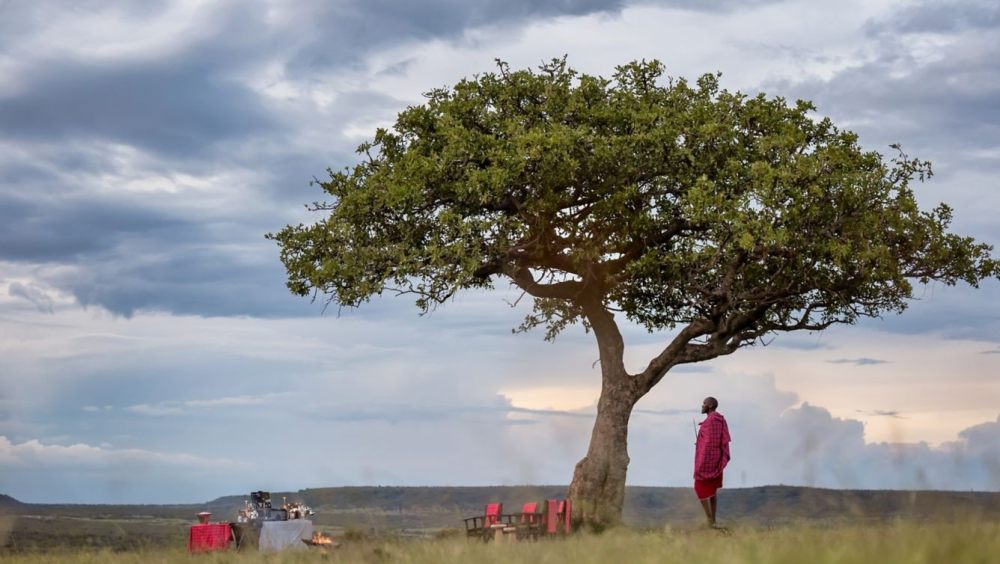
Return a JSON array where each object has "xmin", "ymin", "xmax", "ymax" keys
[{"xmin": 272, "ymin": 58, "xmax": 997, "ymax": 377}]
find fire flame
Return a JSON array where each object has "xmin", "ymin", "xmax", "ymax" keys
[{"xmin": 311, "ymin": 531, "xmax": 335, "ymax": 546}]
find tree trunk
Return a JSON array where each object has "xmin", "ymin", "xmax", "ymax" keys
[{"xmin": 567, "ymin": 375, "xmax": 638, "ymax": 532}]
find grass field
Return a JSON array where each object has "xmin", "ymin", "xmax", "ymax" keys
[{"xmin": 2, "ymin": 521, "xmax": 997, "ymax": 563}]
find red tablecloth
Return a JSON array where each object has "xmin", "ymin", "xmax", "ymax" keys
[{"xmin": 188, "ymin": 523, "xmax": 232, "ymax": 553}]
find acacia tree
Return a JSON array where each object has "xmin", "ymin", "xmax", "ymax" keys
[{"xmin": 270, "ymin": 59, "xmax": 998, "ymax": 529}]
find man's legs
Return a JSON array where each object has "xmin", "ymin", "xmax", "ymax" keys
[
  {"xmin": 699, "ymin": 497, "xmax": 715, "ymax": 526},
  {"xmin": 710, "ymin": 495, "xmax": 717, "ymax": 524}
]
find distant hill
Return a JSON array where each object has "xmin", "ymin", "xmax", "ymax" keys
[
  {"xmin": 296, "ymin": 485, "xmax": 1000, "ymax": 527},
  {"xmin": 4, "ymin": 485, "xmax": 1000, "ymax": 551},
  {"xmin": 4, "ymin": 485, "xmax": 1000, "ymax": 531}
]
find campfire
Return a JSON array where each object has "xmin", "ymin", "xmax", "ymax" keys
[
  {"xmin": 309, "ymin": 531, "xmax": 336, "ymax": 546},
  {"xmin": 302, "ymin": 531, "xmax": 339, "ymax": 550}
]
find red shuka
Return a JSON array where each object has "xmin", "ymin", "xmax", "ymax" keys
[
  {"xmin": 694, "ymin": 475, "xmax": 723, "ymax": 500},
  {"xmin": 694, "ymin": 411, "xmax": 731, "ymax": 481}
]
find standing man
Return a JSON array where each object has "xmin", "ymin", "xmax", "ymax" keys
[{"xmin": 694, "ymin": 396, "xmax": 730, "ymax": 528}]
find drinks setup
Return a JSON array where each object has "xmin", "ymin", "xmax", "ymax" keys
[{"xmin": 188, "ymin": 490, "xmax": 334, "ymax": 553}]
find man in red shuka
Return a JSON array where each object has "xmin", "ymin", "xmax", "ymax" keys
[{"xmin": 694, "ymin": 396, "xmax": 730, "ymax": 528}]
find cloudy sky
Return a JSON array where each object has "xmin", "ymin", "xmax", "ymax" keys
[{"xmin": 1, "ymin": 0, "xmax": 999, "ymax": 504}]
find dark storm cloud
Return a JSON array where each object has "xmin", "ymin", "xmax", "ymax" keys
[
  {"xmin": 0, "ymin": 145, "xmax": 320, "ymax": 317},
  {"xmin": 762, "ymin": 0, "xmax": 1000, "ymax": 340},
  {"xmin": 0, "ymin": 191, "xmax": 196, "ymax": 262},
  {"xmin": 283, "ymin": 0, "xmax": 628, "ymax": 75},
  {"xmin": 777, "ymin": 1, "xmax": 1000, "ymax": 164},
  {"xmin": 870, "ymin": 0, "xmax": 1000, "ymax": 34},
  {"xmin": 857, "ymin": 283, "xmax": 1000, "ymax": 340},
  {"xmin": 0, "ymin": 3, "xmax": 306, "ymax": 317},
  {"xmin": 358, "ymin": 0, "xmax": 626, "ymax": 35},
  {"xmin": 0, "ymin": 1, "xmax": 167, "ymax": 53},
  {"xmin": 639, "ymin": 0, "xmax": 782, "ymax": 12},
  {"xmin": 0, "ymin": 0, "xmax": 645, "ymax": 319},
  {"xmin": 779, "ymin": 52, "xmax": 1000, "ymax": 160},
  {"xmin": 0, "ymin": 60, "xmax": 280, "ymax": 158},
  {"xmin": 47, "ymin": 243, "xmax": 316, "ymax": 318},
  {"xmin": 2, "ymin": 0, "xmax": 997, "ymax": 324},
  {"xmin": 281, "ymin": 0, "xmax": 785, "ymax": 77}
]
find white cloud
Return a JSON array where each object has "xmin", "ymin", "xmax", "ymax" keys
[
  {"xmin": 2, "ymin": 292, "xmax": 999, "ymax": 495},
  {"xmin": 2, "ymin": 276, "xmax": 75, "ymax": 314},
  {"xmin": 699, "ymin": 326, "xmax": 1000, "ymax": 445},
  {"xmin": 0, "ymin": 435, "xmax": 243, "ymax": 469},
  {"xmin": 959, "ymin": 415, "xmax": 1000, "ymax": 455},
  {"xmin": 7, "ymin": 281, "xmax": 54, "ymax": 313},
  {"xmin": 356, "ymin": 0, "xmax": 895, "ymax": 107},
  {"xmin": 4, "ymin": 1, "xmax": 221, "ymax": 65},
  {"xmin": 125, "ymin": 392, "xmax": 292, "ymax": 416},
  {"xmin": 629, "ymin": 370, "xmax": 1000, "ymax": 491}
]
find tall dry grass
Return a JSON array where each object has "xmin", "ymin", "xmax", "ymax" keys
[{"xmin": 3, "ymin": 521, "xmax": 998, "ymax": 563}]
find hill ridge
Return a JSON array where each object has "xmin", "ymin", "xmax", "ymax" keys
[{"xmin": 5, "ymin": 485, "xmax": 998, "ymax": 527}]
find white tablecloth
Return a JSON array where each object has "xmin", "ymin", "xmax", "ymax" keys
[{"xmin": 259, "ymin": 519, "xmax": 313, "ymax": 551}]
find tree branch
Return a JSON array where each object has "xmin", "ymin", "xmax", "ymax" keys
[
  {"xmin": 507, "ymin": 266, "xmax": 584, "ymax": 299},
  {"xmin": 638, "ymin": 319, "xmax": 713, "ymax": 393}
]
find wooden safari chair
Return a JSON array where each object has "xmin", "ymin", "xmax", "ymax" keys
[
  {"xmin": 464, "ymin": 503, "xmax": 512, "ymax": 540},
  {"xmin": 543, "ymin": 499, "xmax": 573, "ymax": 535},
  {"xmin": 514, "ymin": 501, "xmax": 543, "ymax": 540}
]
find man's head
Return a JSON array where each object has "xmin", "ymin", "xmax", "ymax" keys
[{"xmin": 701, "ymin": 396, "xmax": 718, "ymax": 414}]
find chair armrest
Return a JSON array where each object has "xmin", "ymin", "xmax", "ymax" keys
[
  {"xmin": 511, "ymin": 511, "xmax": 543, "ymax": 524},
  {"xmin": 463, "ymin": 516, "xmax": 485, "ymax": 529}
]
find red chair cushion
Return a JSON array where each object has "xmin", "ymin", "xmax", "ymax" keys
[{"xmin": 485, "ymin": 502, "xmax": 502, "ymax": 525}]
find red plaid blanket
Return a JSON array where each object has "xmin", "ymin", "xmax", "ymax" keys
[{"xmin": 188, "ymin": 523, "xmax": 232, "ymax": 553}]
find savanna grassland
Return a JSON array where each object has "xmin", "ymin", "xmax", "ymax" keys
[
  {"xmin": 1, "ymin": 521, "xmax": 998, "ymax": 564},
  {"xmin": 4, "ymin": 487, "xmax": 1000, "ymax": 561}
]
